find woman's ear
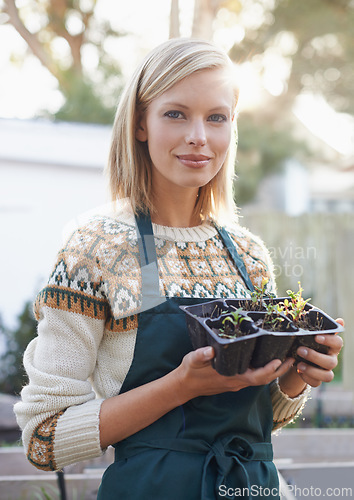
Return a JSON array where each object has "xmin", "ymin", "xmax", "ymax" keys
[{"xmin": 136, "ymin": 113, "xmax": 148, "ymax": 142}]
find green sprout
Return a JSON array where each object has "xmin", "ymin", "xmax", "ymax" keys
[
  {"xmin": 219, "ymin": 308, "xmax": 253, "ymax": 338},
  {"xmin": 283, "ymin": 281, "xmax": 311, "ymax": 323},
  {"xmin": 247, "ymin": 276, "xmax": 273, "ymax": 311}
]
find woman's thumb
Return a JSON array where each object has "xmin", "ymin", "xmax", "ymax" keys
[
  {"xmin": 201, "ymin": 346, "xmax": 214, "ymax": 360},
  {"xmin": 186, "ymin": 346, "xmax": 214, "ymax": 369}
]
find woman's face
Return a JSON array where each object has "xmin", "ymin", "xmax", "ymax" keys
[{"xmin": 136, "ymin": 68, "xmax": 235, "ymax": 199}]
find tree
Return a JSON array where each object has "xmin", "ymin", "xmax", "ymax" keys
[
  {"xmin": 261, "ymin": 0, "xmax": 354, "ymax": 114},
  {"xmin": 0, "ymin": 302, "xmax": 37, "ymax": 395},
  {"xmin": 175, "ymin": 0, "xmax": 353, "ymax": 203},
  {"xmin": 172, "ymin": 0, "xmax": 354, "ymax": 115},
  {"xmin": 191, "ymin": 0, "xmax": 221, "ymax": 40},
  {"xmin": 190, "ymin": 0, "xmax": 242, "ymax": 40},
  {"xmin": 0, "ymin": 0, "xmax": 124, "ymax": 123},
  {"xmin": 169, "ymin": 0, "xmax": 180, "ymax": 38}
]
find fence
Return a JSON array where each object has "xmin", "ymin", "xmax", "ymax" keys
[{"xmin": 241, "ymin": 211, "xmax": 354, "ymax": 391}]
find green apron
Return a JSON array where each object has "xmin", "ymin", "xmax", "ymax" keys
[{"xmin": 97, "ymin": 214, "xmax": 279, "ymax": 500}]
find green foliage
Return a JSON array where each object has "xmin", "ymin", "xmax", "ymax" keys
[
  {"xmin": 51, "ymin": 53, "xmax": 124, "ymax": 124},
  {"xmin": 261, "ymin": 311, "xmax": 285, "ymax": 331},
  {"xmin": 4, "ymin": 0, "xmax": 354, "ymax": 128},
  {"xmin": 220, "ymin": 308, "xmax": 252, "ymax": 337},
  {"xmin": 1, "ymin": 0, "xmax": 124, "ymax": 125},
  {"xmin": 270, "ymin": 0, "xmax": 354, "ymax": 114},
  {"xmin": 251, "ymin": 276, "xmax": 271, "ymax": 302},
  {"xmin": 244, "ymin": 277, "xmax": 274, "ymax": 311},
  {"xmin": 229, "ymin": 0, "xmax": 354, "ymax": 114},
  {"xmin": 282, "ymin": 282, "xmax": 311, "ymax": 323},
  {"xmin": 0, "ymin": 302, "xmax": 37, "ymax": 395},
  {"xmin": 333, "ymin": 347, "xmax": 343, "ymax": 383},
  {"xmin": 52, "ymin": 70, "xmax": 118, "ymax": 124}
]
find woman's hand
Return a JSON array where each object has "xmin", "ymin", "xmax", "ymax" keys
[
  {"xmin": 100, "ymin": 347, "xmax": 292, "ymax": 447},
  {"xmin": 295, "ymin": 318, "xmax": 344, "ymax": 387},
  {"xmin": 278, "ymin": 318, "xmax": 344, "ymax": 397},
  {"xmin": 175, "ymin": 346, "xmax": 294, "ymax": 401}
]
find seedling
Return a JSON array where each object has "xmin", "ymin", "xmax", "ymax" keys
[
  {"xmin": 280, "ymin": 282, "xmax": 311, "ymax": 324},
  {"xmin": 246, "ymin": 277, "xmax": 273, "ymax": 311},
  {"xmin": 259, "ymin": 303, "xmax": 287, "ymax": 332},
  {"xmin": 219, "ymin": 308, "xmax": 253, "ymax": 338}
]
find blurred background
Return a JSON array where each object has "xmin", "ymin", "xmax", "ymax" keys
[
  {"xmin": 0, "ymin": 2, "xmax": 354, "ymax": 497},
  {"xmin": 0, "ymin": 0, "xmax": 354, "ymax": 476}
]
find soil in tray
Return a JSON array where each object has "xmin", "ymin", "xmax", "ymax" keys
[
  {"xmin": 290, "ymin": 311, "xmax": 323, "ymax": 331},
  {"xmin": 211, "ymin": 310, "xmax": 254, "ymax": 339},
  {"xmin": 230, "ymin": 299, "xmax": 267, "ymax": 312},
  {"xmin": 188, "ymin": 300, "xmax": 228, "ymax": 320},
  {"xmin": 211, "ymin": 325, "xmax": 249, "ymax": 339},
  {"xmin": 253, "ymin": 312, "xmax": 295, "ymax": 332},
  {"xmin": 203, "ymin": 313, "xmax": 259, "ymax": 375}
]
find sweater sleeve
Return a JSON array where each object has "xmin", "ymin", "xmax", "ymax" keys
[
  {"xmin": 14, "ymin": 227, "xmax": 109, "ymax": 471},
  {"xmin": 270, "ymin": 379, "xmax": 311, "ymax": 431}
]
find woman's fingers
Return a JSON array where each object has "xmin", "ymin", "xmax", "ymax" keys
[
  {"xmin": 295, "ymin": 332, "xmax": 344, "ymax": 387},
  {"xmin": 315, "ymin": 332, "xmax": 344, "ymax": 355},
  {"xmin": 246, "ymin": 358, "xmax": 294, "ymax": 386},
  {"xmin": 297, "ymin": 346, "xmax": 337, "ymax": 371},
  {"xmin": 297, "ymin": 359, "xmax": 335, "ymax": 381},
  {"xmin": 182, "ymin": 347, "xmax": 294, "ymax": 396},
  {"xmin": 297, "ymin": 334, "xmax": 343, "ymax": 366},
  {"xmin": 215, "ymin": 358, "xmax": 293, "ymax": 392},
  {"xmin": 335, "ymin": 317, "xmax": 345, "ymax": 328},
  {"xmin": 187, "ymin": 321, "xmax": 345, "ymax": 394},
  {"xmin": 296, "ymin": 361, "xmax": 334, "ymax": 386},
  {"xmin": 185, "ymin": 346, "xmax": 215, "ymax": 368}
]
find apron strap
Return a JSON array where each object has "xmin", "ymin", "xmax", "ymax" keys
[
  {"xmin": 135, "ymin": 211, "xmax": 166, "ymax": 311},
  {"xmin": 215, "ymin": 225, "xmax": 255, "ymax": 292},
  {"xmin": 135, "ymin": 212, "xmax": 255, "ymax": 308}
]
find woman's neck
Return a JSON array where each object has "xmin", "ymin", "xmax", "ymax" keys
[{"xmin": 150, "ymin": 189, "xmax": 201, "ymax": 228}]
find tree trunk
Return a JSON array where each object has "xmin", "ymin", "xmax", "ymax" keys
[
  {"xmin": 3, "ymin": 0, "xmax": 61, "ymax": 82},
  {"xmin": 169, "ymin": 0, "xmax": 180, "ymax": 39},
  {"xmin": 192, "ymin": 0, "xmax": 222, "ymax": 40}
]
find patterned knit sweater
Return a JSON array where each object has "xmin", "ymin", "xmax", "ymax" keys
[{"xmin": 14, "ymin": 203, "xmax": 310, "ymax": 472}]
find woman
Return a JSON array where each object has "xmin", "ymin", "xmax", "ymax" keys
[{"xmin": 15, "ymin": 39, "xmax": 343, "ymax": 499}]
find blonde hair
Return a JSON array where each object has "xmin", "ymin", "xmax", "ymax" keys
[{"xmin": 107, "ymin": 38, "xmax": 239, "ymax": 224}]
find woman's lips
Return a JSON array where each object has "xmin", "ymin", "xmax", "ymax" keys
[{"xmin": 177, "ymin": 154, "xmax": 211, "ymax": 168}]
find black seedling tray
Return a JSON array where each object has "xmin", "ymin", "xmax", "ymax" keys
[
  {"xmin": 245, "ymin": 311, "xmax": 298, "ymax": 369},
  {"xmin": 288, "ymin": 309, "xmax": 340, "ymax": 366},
  {"xmin": 202, "ymin": 313, "xmax": 260, "ymax": 376},
  {"xmin": 180, "ymin": 300, "xmax": 232, "ymax": 349},
  {"xmin": 180, "ymin": 299, "xmax": 344, "ymax": 376}
]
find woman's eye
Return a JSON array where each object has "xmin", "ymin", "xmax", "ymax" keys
[
  {"xmin": 165, "ymin": 111, "xmax": 183, "ymax": 119},
  {"xmin": 208, "ymin": 114, "xmax": 227, "ymax": 122}
]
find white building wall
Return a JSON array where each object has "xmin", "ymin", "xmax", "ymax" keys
[{"xmin": 0, "ymin": 119, "xmax": 111, "ymax": 328}]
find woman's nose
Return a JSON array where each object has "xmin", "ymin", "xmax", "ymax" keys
[{"xmin": 185, "ymin": 120, "xmax": 206, "ymax": 146}]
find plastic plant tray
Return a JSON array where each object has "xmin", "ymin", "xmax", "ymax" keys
[
  {"xmin": 179, "ymin": 299, "xmax": 231, "ymax": 349},
  {"xmin": 180, "ymin": 299, "xmax": 344, "ymax": 375},
  {"xmin": 202, "ymin": 313, "xmax": 260, "ymax": 376},
  {"xmin": 245, "ymin": 311, "xmax": 298, "ymax": 369}
]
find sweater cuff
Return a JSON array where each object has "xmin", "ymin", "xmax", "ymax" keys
[
  {"xmin": 54, "ymin": 398, "xmax": 104, "ymax": 469},
  {"xmin": 271, "ymin": 379, "xmax": 311, "ymax": 431}
]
